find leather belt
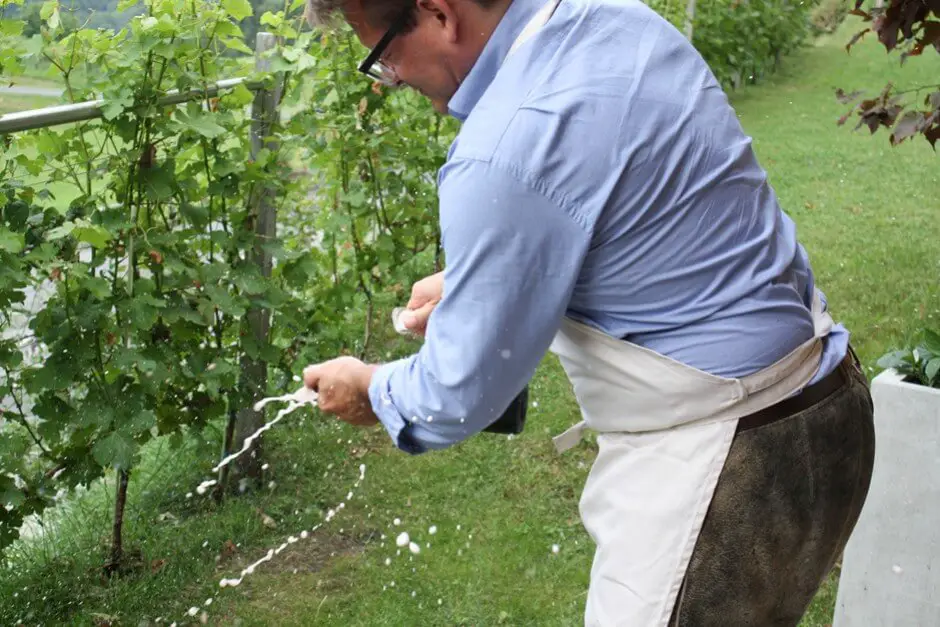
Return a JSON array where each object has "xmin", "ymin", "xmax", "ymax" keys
[{"xmin": 735, "ymin": 348, "xmax": 859, "ymax": 434}]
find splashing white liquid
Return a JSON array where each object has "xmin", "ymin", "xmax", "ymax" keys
[
  {"xmin": 253, "ymin": 385, "xmax": 319, "ymax": 412},
  {"xmin": 161, "ymin": 390, "xmax": 364, "ymax": 626},
  {"xmin": 210, "ymin": 387, "xmax": 317, "ymax": 474},
  {"xmin": 195, "ymin": 479, "xmax": 217, "ymax": 495},
  {"xmin": 216, "ymin": 463, "xmax": 367, "ymax": 591}
]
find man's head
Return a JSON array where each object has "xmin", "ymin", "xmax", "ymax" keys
[{"xmin": 305, "ymin": 0, "xmax": 512, "ymax": 113}]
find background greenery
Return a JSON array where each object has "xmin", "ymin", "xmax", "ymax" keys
[{"xmin": 0, "ymin": 1, "xmax": 937, "ymax": 626}]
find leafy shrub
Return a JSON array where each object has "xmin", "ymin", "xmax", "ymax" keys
[
  {"xmin": 646, "ymin": 0, "xmax": 815, "ymax": 89},
  {"xmin": 0, "ymin": 0, "xmax": 450, "ymax": 567},
  {"xmin": 878, "ymin": 330, "xmax": 940, "ymax": 388},
  {"xmin": 836, "ymin": 1, "xmax": 940, "ymax": 148},
  {"xmin": 810, "ymin": 0, "xmax": 850, "ymax": 34},
  {"xmin": 693, "ymin": 0, "xmax": 814, "ymax": 87},
  {"xmin": 833, "ymin": 1, "xmax": 939, "ymax": 387}
]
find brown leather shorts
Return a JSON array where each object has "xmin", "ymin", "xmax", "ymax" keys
[{"xmin": 669, "ymin": 350, "xmax": 875, "ymax": 626}]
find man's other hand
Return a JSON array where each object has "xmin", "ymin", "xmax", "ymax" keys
[
  {"xmin": 401, "ymin": 271, "xmax": 444, "ymax": 336},
  {"xmin": 303, "ymin": 357, "xmax": 380, "ymax": 427}
]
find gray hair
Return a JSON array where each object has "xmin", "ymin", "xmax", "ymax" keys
[
  {"xmin": 304, "ymin": 0, "xmax": 412, "ymax": 29},
  {"xmin": 303, "ymin": 0, "xmax": 348, "ymax": 27},
  {"xmin": 305, "ymin": 0, "xmax": 503, "ymax": 30}
]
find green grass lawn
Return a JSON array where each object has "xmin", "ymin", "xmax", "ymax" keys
[
  {"xmin": 1, "ymin": 16, "xmax": 938, "ymax": 627},
  {"xmin": 0, "ymin": 72, "xmax": 63, "ymax": 115},
  {"xmin": 3, "ymin": 74, "xmax": 64, "ymax": 88},
  {"xmin": 0, "ymin": 92, "xmax": 60, "ymax": 115}
]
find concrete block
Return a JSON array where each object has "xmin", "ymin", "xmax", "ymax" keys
[{"xmin": 833, "ymin": 369, "xmax": 940, "ymax": 626}]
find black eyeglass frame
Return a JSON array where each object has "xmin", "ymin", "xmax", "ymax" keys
[{"xmin": 357, "ymin": 9, "xmax": 414, "ymax": 83}]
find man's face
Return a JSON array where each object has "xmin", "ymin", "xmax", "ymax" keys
[{"xmin": 346, "ymin": 0, "xmax": 464, "ymax": 114}]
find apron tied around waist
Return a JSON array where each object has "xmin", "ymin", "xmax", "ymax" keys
[
  {"xmin": 550, "ymin": 289, "xmax": 833, "ymax": 453},
  {"xmin": 549, "ymin": 289, "xmax": 836, "ymax": 626}
]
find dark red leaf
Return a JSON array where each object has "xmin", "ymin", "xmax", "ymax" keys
[
  {"xmin": 877, "ymin": 3, "xmax": 902, "ymax": 51},
  {"xmin": 886, "ymin": 104, "xmax": 905, "ymax": 125},
  {"xmin": 849, "ymin": 8, "xmax": 872, "ymax": 20},
  {"xmin": 846, "ymin": 28, "xmax": 870, "ymax": 52},
  {"xmin": 855, "ymin": 97, "xmax": 905, "ymax": 134},
  {"xmin": 835, "ymin": 88, "xmax": 864, "ymax": 104},
  {"xmin": 925, "ymin": 124, "xmax": 940, "ymax": 148},
  {"xmin": 862, "ymin": 114, "xmax": 882, "ymax": 134},
  {"xmin": 900, "ymin": 2, "xmax": 929, "ymax": 40},
  {"xmin": 890, "ymin": 110, "xmax": 925, "ymax": 144},
  {"xmin": 881, "ymin": 28, "xmax": 899, "ymax": 51},
  {"xmin": 927, "ymin": 91, "xmax": 940, "ymax": 110},
  {"xmin": 917, "ymin": 20, "xmax": 940, "ymax": 47}
]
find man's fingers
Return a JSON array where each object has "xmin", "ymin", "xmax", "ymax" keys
[
  {"xmin": 406, "ymin": 293, "xmax": 432, "ymax": 310},
  {"xmin": 302, "ymin": 365, "xmax": 320, "ymax": 391},
  {"xmin": 402, "ymin": 300, "xmax": 437, "ymax": 332},
  {"xmin": 406, "ymin": 271, "xmax": 445, "ymax": 309},
  {"xmin": 406, "ymin": 285, "xmax": 428, "ymax": 309}
]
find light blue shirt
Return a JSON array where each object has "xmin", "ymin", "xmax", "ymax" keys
[{"xmin": 367, "ymin": 0, "xmax": 848, "ymax": 454}]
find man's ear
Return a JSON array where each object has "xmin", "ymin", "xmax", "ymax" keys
[{"xmin": 416, "ymin": 0, "xmax": 460, "ymax": 42}]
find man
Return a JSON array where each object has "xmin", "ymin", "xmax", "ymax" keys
[{"xmin": 300, "ymin": 0, "xmax": 876, "ymax": 624}]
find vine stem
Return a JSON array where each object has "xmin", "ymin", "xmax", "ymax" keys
[
  {"xmin": 366, "ymin": 154, "xmax": 392, "ymax": 233},
  {"xmin": 891, "ymin": 83, "xmax": 940, "ymax": 97},
  {"xmin": 1, "ymin": 367, "xmax": 53, "ymax": 458}
]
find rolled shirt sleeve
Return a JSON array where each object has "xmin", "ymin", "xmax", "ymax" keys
[{"xmin": 367, "ymin": 158, "xmax": 591, "ymax": 453}]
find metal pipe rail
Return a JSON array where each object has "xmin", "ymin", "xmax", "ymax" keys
[{"xmin": 0, "ymin": 76, "xmax": 260, "ymax": 134}]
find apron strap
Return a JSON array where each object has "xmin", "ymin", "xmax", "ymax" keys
[
  {"xmin": 551, "ymin": 289, "xmax": 833, "ymax": 454},
  {"xmin": 506, "ymin": 0, "xmax": 563, "ymax": 58},
  {"xmin": 553, "ymin": 420, "xmax": 587, "ymax": 454}
]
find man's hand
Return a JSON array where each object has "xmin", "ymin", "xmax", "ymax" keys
[
  {"xmin": 303, "ymin": 357, "xmax": 380, "ymax": 427},
  {"xmin": 400, "ymin": 271, "xmax": 444, "ymax": 336}
]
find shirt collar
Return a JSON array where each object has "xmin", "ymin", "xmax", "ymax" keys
[{"xmin": 446, "ymin": 0, "xmax": 545, "ymax": 122}]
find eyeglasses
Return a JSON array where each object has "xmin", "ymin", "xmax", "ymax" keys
[{"xmin": 357, "ymin": 9, "xmax": 412, "ymax": 86}]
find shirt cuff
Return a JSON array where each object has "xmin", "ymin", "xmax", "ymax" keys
[{"xmin": 368, "ymin": 358, "xmax": 427, "ymax": 455}]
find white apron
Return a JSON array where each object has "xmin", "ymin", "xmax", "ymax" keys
[
  {"xmin": 498, "ymin": 5, "xmax": 835, "ymax": 623},
  {"xmin": 548, "ymin": 291, "xmax": 834, "ymax": 626}
]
